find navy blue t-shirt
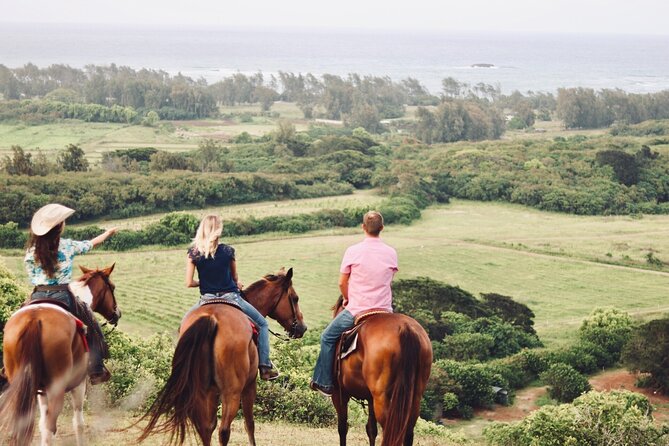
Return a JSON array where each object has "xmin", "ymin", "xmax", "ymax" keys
[{"xmin": 188, "ymin": 244, "xmax": 238, "ymax": 295}]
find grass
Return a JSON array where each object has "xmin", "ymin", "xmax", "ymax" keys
[{"xmin": 4, "ymin": 199, "xmax": 669, "ymax": 347}]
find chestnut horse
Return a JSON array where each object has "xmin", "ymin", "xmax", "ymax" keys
[
  {"xmin": 332, "ymin": 297, "xmax": 432, "ymax": 446},
  {"xmin": 0, "ymin": 265, "xmax": 120, "ymax": 446},
  {"xmin": 139, "ymin": 267, "xmax": 307, "ymax": 446}
]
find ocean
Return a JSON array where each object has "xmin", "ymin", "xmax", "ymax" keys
[{"xmin": 1, "ymin": 23, "xmax": 668, "ymax": 94}]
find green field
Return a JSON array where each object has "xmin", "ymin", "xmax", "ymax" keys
[
  {"xmin": 4, "ymin": 199, "xmax": 669, "ymax": 347},
  {"xmin": 0, "ymin": 102, "xmax": 314, "ymax": 162},
  {"xmin": 76, "ymin": 189, "xmax": 382, "ymax": 230}
]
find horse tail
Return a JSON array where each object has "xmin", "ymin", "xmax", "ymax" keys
[
  {"xmin": 381, "ymin": 325, "xmax": 422, "ymax": 446},
  {"xmin": 0, "ymin": 318, "xmax": 44, "ymax": 446},
  {"xmin": 138, "ymin": 315, "xmax": 218, "ymax": 445}
]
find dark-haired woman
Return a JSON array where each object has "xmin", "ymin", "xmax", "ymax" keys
[{"xmin": 24, "ymin": 203, "xmax": 117, "ymax": 384}]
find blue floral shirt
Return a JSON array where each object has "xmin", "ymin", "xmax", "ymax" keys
[{"xmin": 24, "ymin": 238, "xmax": 93, "ymax": 285}]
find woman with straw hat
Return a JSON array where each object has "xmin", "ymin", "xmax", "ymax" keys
[{"xmin": 25, "ymin": 203, "xmax": 117, "ymax": 384}]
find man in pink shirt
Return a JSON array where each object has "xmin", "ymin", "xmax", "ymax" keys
[{"xmin": 310, "ymin": 211, "xmax": 398, "ymax": 396}]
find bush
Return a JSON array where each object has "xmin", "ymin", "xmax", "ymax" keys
[
  {"xmin": 484, "ymin": 390, "xmax": 669, "ymax": 446},
  {"xmin": 622, "ymin": 317, "xmax": 669, "ymax": 394},
  {"xmin": 578, "ymin": 307, "xmax": 634, "ymax": 366},
  {"xmin": 0, "ymin": 222, "xmax": 27, "ymax": 249},
  {"xmin": 540, "ymin": 363, "xmax": 591, "ymax": 403},
  {"xmin": 0, "ymin": 266, "xmax": 27, "ymax": 367},
  {"xmin": 105, "ymin": 330, "xmax": 173, "ymax": 409},
  {"xmin": 435, "ymin": 359, "xmax": 505, "ymax": 418}
]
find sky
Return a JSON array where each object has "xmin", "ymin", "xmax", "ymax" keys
[{"xmin": 2, "ymin": 0, "xmax": 668, "ymax": 35}]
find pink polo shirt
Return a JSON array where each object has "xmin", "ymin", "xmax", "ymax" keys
[{"xmin": 340, "ymin": 236, "xmax": 398, "ymax": 317}]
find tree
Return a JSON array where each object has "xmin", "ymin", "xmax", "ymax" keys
[
  {"xmin": 58, "ymin": 144, "xmax": 89, "ymax": 172},
  {"xmin": 622, "ymin": 317, "xmax": 669, "ymax": 394},
  {"xmin": 141, "ymin": 110, "xmax": 160, "ymax": 127},
  {"xmin": 253, "ymin": 86, "xmax": 277, "ymax": 112},
  {"xmin": 3, "ymin": 145, "xmax": 34, "ymax": 175}
]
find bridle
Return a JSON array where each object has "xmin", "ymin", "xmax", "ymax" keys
[
  {"xmin": 96, "ymin": 273, "xmax": 120, "ymax": 331},
  {"xmin": 265, "ymin": 285, "xmax": 299, "ymax": 340}
]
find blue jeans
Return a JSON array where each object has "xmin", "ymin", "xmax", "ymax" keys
[
  {"xmin": 187, "ymin": 292, "xmax": 272, "ymax": 368},
  {"xmin": 312, "ymin": 309, "xmax": 354, "ymax": 390}
]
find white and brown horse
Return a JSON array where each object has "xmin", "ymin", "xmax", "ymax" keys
[{"xmin": 0, "ymin": 265, "xmax": 120, "ymax": 446}]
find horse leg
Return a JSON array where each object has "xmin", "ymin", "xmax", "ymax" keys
[
  {"xmin": 195, "ymin": 389, "xmax": 219, "ymax": 446},
  {"xmin": 366, "ymin": 400, "xmax": 378, "ymax": 446},
  {"xmin": 241, "ymin": 380, "xmax": 257, "ymax": 446},
  {"xmin": 332, "ymin": 390, "xmax": 350, "ymax": 446},
  {"xmin": 41, "ymin": 388, "xmax": 65, "ymax": 446},
  {"xmin": 38, "ymin": 392, "xmax": 53, "ymax": 446},
  {"xmin": 70, "ymin": 382, "xmax": 87, "ymax": 446},
  {"xmin": 371, "ymin": 393, "xmax": 389, "ymax": 446},
  {"xmin": 218, "ymin": 395, "xmax": 242, "ymax": 446}
]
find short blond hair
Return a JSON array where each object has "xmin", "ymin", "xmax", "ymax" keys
[
  {"xmin": 363, "ymin": 211, "xmax": 384, "ymax": 236},
  {"xmin": 192, "ymin": 215, "xmax": 222, "ymax": 258}
]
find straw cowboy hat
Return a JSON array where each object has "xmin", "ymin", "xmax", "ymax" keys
[{"xmin": 30, "ymin": 204, "xmax": 75, "ymax": 236}]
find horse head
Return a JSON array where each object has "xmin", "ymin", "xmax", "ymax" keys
[
  {"xmin": 77, "ymin": 264, "xmax": 121, "ymax": 326},
  {"xmin": 244, "ymin": 267, "xmax": 307, "ymax": 339}
]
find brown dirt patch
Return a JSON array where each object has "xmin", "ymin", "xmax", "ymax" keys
[
  {"xmin": 472, "ymin": 386, "xmax": 546, "ymax": 422},
  {"xmin": 589, "ymin": 369, "xmax": 669, "ymax": 422}
]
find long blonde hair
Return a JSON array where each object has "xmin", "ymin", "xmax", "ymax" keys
[{"xmin": 192, "ymin": 215, "xmax": 222, "ymax": 259}]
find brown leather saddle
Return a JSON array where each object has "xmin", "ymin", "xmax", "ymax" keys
[{"xmin": 200, "ymin": 297, "xmax": 259, "ymax": 345}]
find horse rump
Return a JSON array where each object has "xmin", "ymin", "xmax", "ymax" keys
[
  {"xmin": 0, "ymin": 318, "xmax": 44, "ymax": 446},
  {"xmin": 138, "ymin": 315, "xmax": 218, "ymax": 445}
]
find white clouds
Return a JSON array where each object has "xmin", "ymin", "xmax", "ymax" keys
[{"xmin": 2, "ymin": 0, "xmax": 668, "ymax": 35}]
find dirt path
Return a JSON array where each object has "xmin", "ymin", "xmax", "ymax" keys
[{"xmin": 472, "ymin": 369, "xmax": 669, "ymax": 424}]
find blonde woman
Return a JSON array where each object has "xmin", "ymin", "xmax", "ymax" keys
[{"xmin": 185, "ymin": 215, "xmax": 279, "ymax": 381}]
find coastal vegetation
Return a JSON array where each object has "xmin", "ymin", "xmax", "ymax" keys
[{"xmin": 3, "ymin": 64, "xmax": 669, "ymax": 444}]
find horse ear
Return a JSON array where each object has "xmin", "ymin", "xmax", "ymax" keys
[
  {"xmin": 79, "ymin": 265, "xmax": 92, "ymax": 274},
  {"xmin": 278, "ymin": 267, "xmax": 286, "ymax": 275},
  {"xmin": 285, "ymin": 267, "xmax": 293, "ymax": 282},
  {"xmin": 102, "ymin": 263, "xmax": 115, "ymax": 276}
]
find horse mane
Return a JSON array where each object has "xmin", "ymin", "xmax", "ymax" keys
[
  {"xmin": 76, "ymin": 269, "xmax": 104, "ymax": 285},
  {"xmin": 244, "ymin": 274, "xmax": 282, "ymax": 295},
  {"xmin": 332, "ymin": 295, "xmax": 344, "ymax": 317}
]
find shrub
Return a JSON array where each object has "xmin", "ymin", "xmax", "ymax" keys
[
  {"xmin": 578, "ymin": 307, "xmax": 634, "ymax": 366},
  {"xmin": 0, "ymin": 222, "xmax": 27, "ymax": 249},
  {"xmin": 484, "ymin": 390, "xmax": 669, "ymax": 446},
  {"xmin": 435, "ymin": 359, "xmax": 506, "ymax": 418},
  {"xmin": 0, "ymin": 267, "xmax": 27, "ymax": 367},
  {"xmin": 105, "ymin": 330, "xmax": 173, "ymax": 409},
  {"xmin": 540, "ymin": 363, "xmax": 591, "ymax": 403},
  {"xmin": 622, "ymin": 317, "xmax": 669, "ymax": 394}
]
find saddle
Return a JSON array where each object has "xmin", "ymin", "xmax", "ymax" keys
[
  {"xmin": 200, "ymin": 297, "xmax": 259, "ymax": 345},
  {"xmin": 25, "ymin": 298, "xmax": 90, "ymax": 352},
  {"xmin": 334, "ymin": 309, "xmax": 391, "ymax": 384}
]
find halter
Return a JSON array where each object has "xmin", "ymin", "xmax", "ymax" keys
[
  {"xmin": 265, "ymin": 284, "xmax": 299, "ymax": 340},
  {"xmin": 96, "ymin": 273, "xmax": 120, "ymax": 329}
]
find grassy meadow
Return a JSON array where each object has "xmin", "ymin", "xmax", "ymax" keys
[
  {"xmin": 0, "ymin": 102, "xmax": 311, "ymax": 162},
  {"xmin": 3, "ymin": 198, "xmax": 669, "ymax": 347}
]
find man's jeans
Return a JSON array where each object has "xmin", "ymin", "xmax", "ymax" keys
[
  {"xmin": 312, "ymin": 309, "xmax": 354, "ymax": 390},
  {"xmin": 187, "ymin": 292, "xmax": 272, "ymax": 368}
]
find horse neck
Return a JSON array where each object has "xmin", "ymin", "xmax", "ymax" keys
[{"xmin": 244, "ymin": 283, "xmax": 280, "ymax": 317}]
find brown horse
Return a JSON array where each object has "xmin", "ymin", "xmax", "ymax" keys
[
  {"xmin": 0, "ymin": 265, "xmax": 120, "ymax": 446},
  {"xmin": 139, "ymin": 267, "xmax": 307, "ymax": 446},
  {"xmin": 332, "ymin": 297, "xmax": 433, "ymax": 446}
]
